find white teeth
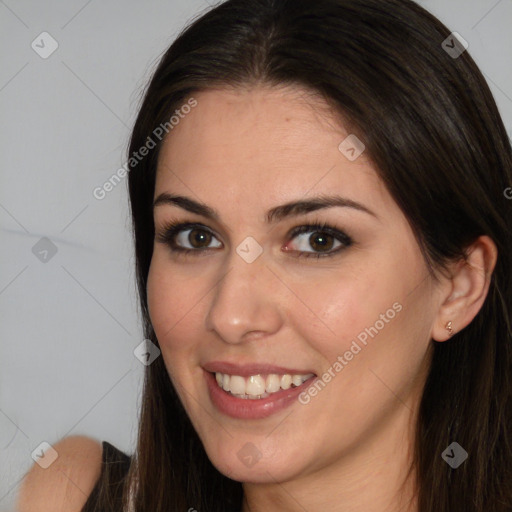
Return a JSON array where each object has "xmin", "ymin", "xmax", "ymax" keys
[
  {"xmin": 246, "ymin": 375, "xmax": 266, "ymax": 395},
  {"xmin": 222, "ymin": 373, "xmax": 230, "ymax": 392},
  {"xmin": 229, "ymin": 375, "xmax": 246, "ymax": 395},
  {"xmin": 214, "ymin": 372, "xmax": 314, "ymax": 399},
  {"xmin": 265, "ymin": 374, "xmax": 281, "ymax": 393},
  {"xmin": 291, "ymin": 375, "xmax": 303, "ymax": 387},
  {"xmin": 280, "ymin": 374, "xmax": 292, "ymax": 390}
]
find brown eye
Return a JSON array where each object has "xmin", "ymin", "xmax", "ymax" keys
[
  {"xmin": 174, "ymin": 227, "xmax": 222, "ymax": 250},
  {"xmin": 308, "ymin": 232, "xmax": 335, "ymax": 252},
  {"xmin": 187, "ymin": 228, "xmax": 213, "ymax": 248},
  {"xmin": 286, "ymin": 224, "xmax": 352, "ymax": 258}
]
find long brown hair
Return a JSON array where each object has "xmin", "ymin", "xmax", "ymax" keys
[{"xmin": 86, "ymin": 0, "xmax": 512, "ymax": 510}]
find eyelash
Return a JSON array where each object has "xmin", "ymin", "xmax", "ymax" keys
[{"xmin": 155, "ymin": 219, "xmax": 354, "ymax": 259}]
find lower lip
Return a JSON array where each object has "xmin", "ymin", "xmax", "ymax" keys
[{"xmin": 204, "ymin": 370, "xmax": 317, "ymax": 420}]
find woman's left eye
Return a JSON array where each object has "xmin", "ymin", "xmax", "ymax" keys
[
  {"xmin": 285, "ymin": 224, "xmax": 353, "ymax": 258},
  {"xmin": 155, "ymin": 221, "xmax": 353, "ymax": 259}
]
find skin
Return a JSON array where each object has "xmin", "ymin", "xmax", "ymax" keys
[{"xmin": 146, "ymin": 85, "xmax": 497, "ymax": 512}]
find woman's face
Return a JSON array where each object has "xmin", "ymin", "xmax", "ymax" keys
[{"xmin": 147, "ymin": 85, "xmax": 439, "ymax": 484}]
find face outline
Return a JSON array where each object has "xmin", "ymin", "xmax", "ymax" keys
[{"xmin": 146, "ymin": 84, "xmax": 441, "ymax": 490}]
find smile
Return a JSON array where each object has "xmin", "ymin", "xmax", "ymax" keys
[
  {"xmin": 204, "ymin": 369, "xmax": 317, "ymax": 419},
  {"xmin": 214, "ymin": 372, "xmax": 314, "ymax": 399}
]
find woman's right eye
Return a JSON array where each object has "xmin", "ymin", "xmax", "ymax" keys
[{"xmin": 156, "ymin": 222, "xmax": 222, "ymax": 254}]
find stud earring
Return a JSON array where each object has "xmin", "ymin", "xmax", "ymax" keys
[{"xmin": 445, "ymin": 321, "xmax": 453, "ymax": 337}]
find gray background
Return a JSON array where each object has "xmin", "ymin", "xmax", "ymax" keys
[{"xmin": 0, "ymin": 0, "xmax": 511, "ymax": 510}]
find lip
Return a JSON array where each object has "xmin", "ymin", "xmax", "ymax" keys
[
  {"xmin": 203, "ymin": 361, "xmax": 316, "ymax": 377},
  {"xmin": 204, "ymin": 369, "xmax": 317, "ymax": 420}
]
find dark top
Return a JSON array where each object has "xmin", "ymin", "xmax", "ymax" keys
[{"xmin": 81, "ymin": 441, "xmax": 132, "ymax": 512}]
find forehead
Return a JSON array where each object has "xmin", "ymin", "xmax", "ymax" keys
[{"xmin": 154, "ymin": 86, "xmax": 393, "ymax": 220}]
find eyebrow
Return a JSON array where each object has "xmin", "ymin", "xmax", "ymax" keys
[{"xmin": 152, "ymin": 192, "xmax": 378, "ymax": 223}]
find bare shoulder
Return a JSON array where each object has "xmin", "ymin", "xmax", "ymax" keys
[{"xmin": 17, "ymin": 435, "xmax": 103, "ymax": 512}]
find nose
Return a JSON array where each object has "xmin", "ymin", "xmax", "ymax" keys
[{"xmin": 204, "ymin": 249, "xmax": 283, "ymax": 344}]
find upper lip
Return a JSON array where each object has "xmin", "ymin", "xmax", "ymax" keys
[{"xmin": 203, "ymin": 361, "xmax": 316, "ymax": 377}]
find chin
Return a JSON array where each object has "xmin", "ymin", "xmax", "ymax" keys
[{"xmin": 202, "ymin": 439, "xmax": 304, "ymax": 484}]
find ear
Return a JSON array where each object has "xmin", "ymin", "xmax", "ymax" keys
[{"xmin": 431, "ymin": 235, "xmax": 498, "ymax": 342}]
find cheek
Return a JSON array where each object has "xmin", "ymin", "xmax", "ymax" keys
[
  {"xmin": 146, "ymin": 258, "xmax": 202, "ymax": 399},
  {"xmin": 146, "ymin": 254, "xmax": 201, "ymax": 354},
  {"xmin": 291, "ymin": 241, "xmax": 429, "ymax": 374},
  {"xmin": 290, "ymin": 260, "xmax": 398, "ymax": 353}
]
